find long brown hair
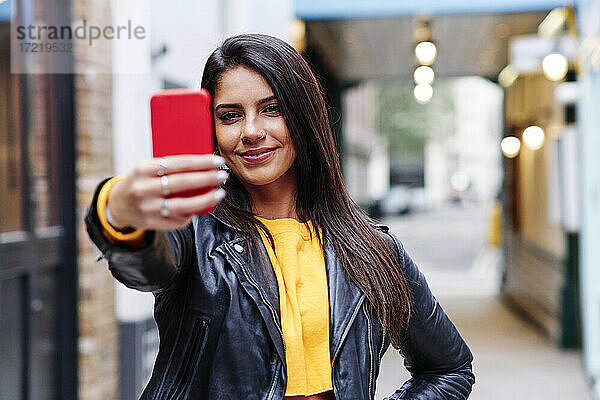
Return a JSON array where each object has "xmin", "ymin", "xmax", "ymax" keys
[{"xmin": 201, "ymin": 34, "xmax": 410, "ymax": 344}]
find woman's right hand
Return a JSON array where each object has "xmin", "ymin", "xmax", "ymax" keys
[{"xmin": 106, "ymin": 154, "xmax": 229, "ymax": 231}]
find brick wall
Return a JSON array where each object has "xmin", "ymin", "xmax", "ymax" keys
[{"xmin": 72, "ymin": 0, "xmax": 119, "ymax": 399}]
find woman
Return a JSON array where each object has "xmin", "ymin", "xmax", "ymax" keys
[{"xmin": 86, "ymin": 34, "xmax": 474, "ymax": 399}]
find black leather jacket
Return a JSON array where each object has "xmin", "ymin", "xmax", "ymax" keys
[{"xmin": 85, "ymin": 180, "xmax": 474, "ymax": 399}]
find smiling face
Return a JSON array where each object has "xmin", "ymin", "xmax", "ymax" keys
[{"xmin": 213, "ymin": 65, "xmax": 297, "ymax": 191}]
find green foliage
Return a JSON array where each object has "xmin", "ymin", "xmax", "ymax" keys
[{"xmin": 377, "ymin": 79, "xmax": 455, "ymax": 162}]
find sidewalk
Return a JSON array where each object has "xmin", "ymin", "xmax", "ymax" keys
[{"xmin": 375, "ymin": 205, "xmax": 592, "ymax": 400}]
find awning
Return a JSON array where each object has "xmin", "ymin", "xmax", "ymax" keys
[
  {"xmin": 296, "ymin": 0, "xmax": 568, "ymax": 20},
  {"xmin": 298, "ymin": 1, "xmax": 565, "ymax": 80}
]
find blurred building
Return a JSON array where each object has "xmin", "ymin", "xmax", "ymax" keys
[
  {"xmin": 0, "ymin": 0, "xmax": 294, "ymax": 399},
  {"xmin": 1, "ymin": 0, "xmax": 117, "ymax": 399},
  {"xmin": 425, "ymin": 77, "xmax": 503, "ymax": 207},
  {"xmin": 297, "ymin": 0, "xmax": 600, "ymax": 397},
  {"xmin": 2, "ymin": 0, "xmax": 600, "ymax": 399},
  {"xmin": 577, "ymin": 0, "xmax": 600, "ymax": 396},
  {"xmin": 502, "ymin": 54, "xmax": 578, "ymax": 347},
  {"xmin": 342, "ymin": 81, "xmax": 390, "ymax": 208},
  {"xmin": 501, "ymin": 4, "xmax": 600, "ymax": 396}
]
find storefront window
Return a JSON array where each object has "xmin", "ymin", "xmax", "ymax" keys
[
  {"xmin": 1, "ymin": 1, "xmax": 73, "ymax": 398},
  {"xmin": 0, "ymin": 9, "xmax": 61, "ymax": 234},
  {"xmin": 28, "ymin": 73, "xmax": 60, "ymax": 231},
  {"xmin": 0, "ymin": 24, "xmax": 24, "ymax": 233}
]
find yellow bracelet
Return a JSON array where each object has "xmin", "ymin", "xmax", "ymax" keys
[{"xmin": 97, "ymin": 176, "xmax": 146, "ymax": 244}]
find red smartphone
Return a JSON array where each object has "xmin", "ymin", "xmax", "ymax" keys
[{"xmin": 150, "ymin": 88, "xmax": 216, "ymax": 214}]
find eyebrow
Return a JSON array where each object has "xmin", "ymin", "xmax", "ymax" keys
[{"xmin": 215, "ymin": 95, "xmax": 277, "ymax": 111}]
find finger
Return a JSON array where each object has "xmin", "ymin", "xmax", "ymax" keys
[
  {"xmin": 160, "ymin": 188, "xmax": 226, "ymax": 217},
  {"xmin": 140, "ymin": 188, "xmax": 225, "ymax": 219},
  {"xmin": 135, "ymin": 154, "xmax": 226, "ymax": 177},
  {"xmin": 152, "ymin": 170, "xmax": 229, "ymax": 197}
]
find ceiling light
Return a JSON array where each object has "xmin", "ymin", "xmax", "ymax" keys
[
  {"xmin": 498, "ymin": 64, "xmax": 519, "ymax": 87},
  {"xmin": 523, "ymin": 126, "xmax": 545, "ymax": 150},
  {"xmin": 414, "ymin": 65, "xmax": 435, "ymax": 85},
  {"xmin": 415, "ymin": 41, "xmax": 437, "ymax": 65},
  {"xmin": 538, "ymin": 8, "xmax": 566, "ymax": 37},
  {"xmin": 542, "ymin": 53, "xmax": 568, "ymax": 81},
  {"xmin": 501, "ymin": 136, "xmax": 521, "ymax": 158},
  {"xmin": 414, "ymin": 84, "xmax": 433, "ymax": 104}
]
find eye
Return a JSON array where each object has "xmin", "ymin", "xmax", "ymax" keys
[
  {"xmin": 217, "ymin": 111, "xmax": 241, "ymax": 122},
  {"xmin": 263, "ymin": 103, "xmax": 280, "ymax": 115}
]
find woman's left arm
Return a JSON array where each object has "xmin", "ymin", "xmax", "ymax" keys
[{"xmin": 381, "ymin": 229, "xmax": 475, "ymax": 400}]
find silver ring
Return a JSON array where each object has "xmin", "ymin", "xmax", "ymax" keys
[
  {"xmin": 160, "ymin": 199, "xmax": 170, "ymax": 217},
  {"xmin": 259, "ymin": 130, "xmax": 266, "ymax": 139},
  {"xmin": 160, "ymin": 175, "xmax": 170, "ymax": 196},
  {"xmin": 156, "ymin": 158, "xmax": 168, "ymax": 176}
]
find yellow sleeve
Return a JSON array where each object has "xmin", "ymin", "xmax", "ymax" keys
[{"xmin": 97, "ymin": 176, "xmax": 146, "ymax": 244}]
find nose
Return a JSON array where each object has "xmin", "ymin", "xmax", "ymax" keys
[{"xmin": 240, "ymin": 117, "xmax": 265, "ymax": 144}]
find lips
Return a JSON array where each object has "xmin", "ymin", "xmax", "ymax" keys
[
  {"xmin": 238, "ymin": 147, "xmax": 277, "ymax": 164},
  {"xmin": 239, "ymin": 147, "xmax": 276, "ymax": 156}
]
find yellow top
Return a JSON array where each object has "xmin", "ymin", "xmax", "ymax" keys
[{"xmin": 256, "ymin": 216, "xmax": 333, "ymax": 397}]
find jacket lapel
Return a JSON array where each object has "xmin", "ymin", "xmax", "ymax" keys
[
  {"xmin": 323, "ymin": 232, "xmax": 366, "ymax": 363},
  {"xmin": 211, "ymin": 206, "xmax": 285, "ymax": 364},
  {"xmin": 215, "ymin": 238, "xmax": 285, "ymax": 364}
]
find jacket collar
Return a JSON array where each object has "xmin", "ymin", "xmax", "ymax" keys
[{"xmin": 209, "ymin": 187, "xmax": 248, "ymax": 233}]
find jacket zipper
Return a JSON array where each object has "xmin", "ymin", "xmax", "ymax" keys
[
  {"xmin": 265, "ymin": 360, "xmax": 280, "ymax": 400},
  {"xmin": 331, "ymin": 296, "xmax": 366, "ymax": 400},
  {"xmin": 363, "ymin": 307, "xmax": 374, "ymax": 399},
  {"xmin": 378, "ymin": 330, "xmax": 387, "ymax": 360},
  {"xmin": 168, "ymin": 318, "xmax": 209, "ymax": 400},
  {"xmin": 154, "ymin": 317, "xmax": 209, "ymax": 400},
  {"xmin": 153, "ymin": 279, "xmax": 193, "ymax": 400}
]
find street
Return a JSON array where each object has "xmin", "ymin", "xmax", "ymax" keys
[{"xmin": 375, "ymin": 203, "xmax": 592, "ymax": 400}]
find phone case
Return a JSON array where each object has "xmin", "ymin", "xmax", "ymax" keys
[
  {"xmin": 150, "ymin": 88, "xmax": 216, "ymax": 214},
  {"xmin": 151, "ymin": 88, "xmax": 213, "ymax": 157}
]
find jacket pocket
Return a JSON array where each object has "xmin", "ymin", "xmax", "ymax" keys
[{"xmin": 159, "ymin": 316, "xmax": 210, "ymax": 400}]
